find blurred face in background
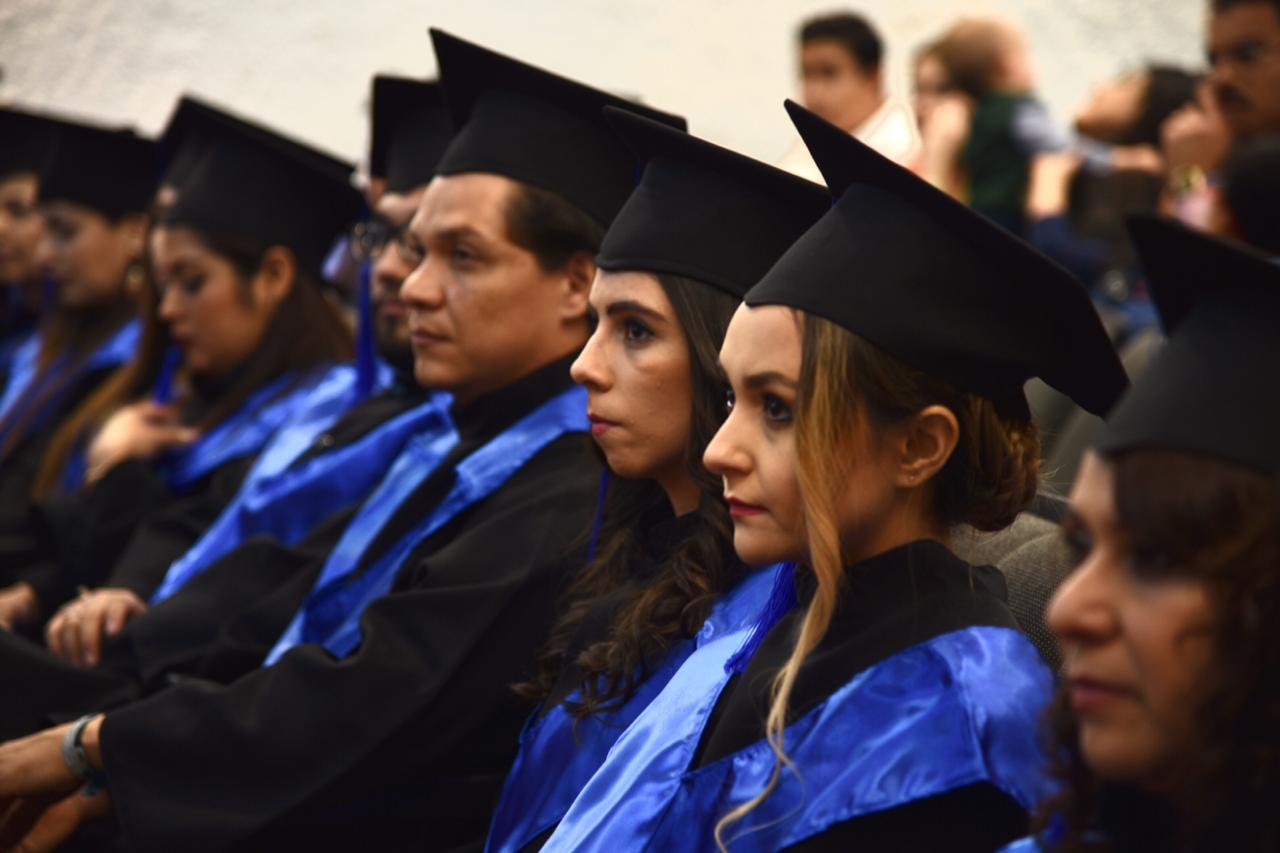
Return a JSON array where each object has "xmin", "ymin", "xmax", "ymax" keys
[
  {"xmin": 1207, "ymin": 1, "xmax": 1280, "ymax": 138},
  {"xmin": 38, "ymin": 201, "xmax": 145, "ymax": 309},
  {"xmin": 912, "ymin": 51, "xmax": 954, "ymax": 131},
  {"xmin": 366, "ymin": 185, "xmax": 425, "ymax": 373},
  {"xmin": 0, "ymin": 172, "xmax": 43, "ymax": 285},
  {"xmin": 1075, "ymin": 70, "xmax": 1149, "ymax": 143},
  {"xmin": 800, "ymin": 39, "xmax": 883, "ymax": 131}
]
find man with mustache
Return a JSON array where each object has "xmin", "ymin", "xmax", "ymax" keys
[{"xmin": 1162, "ymin": 0, "xmax": 1280, "ymax": 223}]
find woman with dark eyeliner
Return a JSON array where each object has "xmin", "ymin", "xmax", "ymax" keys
[
  {"xmin": 542, "ymin": 102, "xmax": 1127, "ymax": 852},
  {"xmin": 0, "ymin": 102, "xmax": 362, "ymax": 643},
  {"xmin": 485, "ymin": 109, "xmax": 829, "ymax": 853},
  {"xmin": 1002, "ymin": 217, "xmax": 1280, "ymax": 853}
]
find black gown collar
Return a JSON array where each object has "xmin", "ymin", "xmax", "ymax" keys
[
  {"xmin": 695, "ymin": 539, "xmax": 1018, "ymax": 767},
  {"xmin": 450, "ymin": 353, "xmax": 579, "ymax": 446}
]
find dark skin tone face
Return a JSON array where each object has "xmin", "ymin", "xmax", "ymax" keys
[{"xmin": 1207, "ymin": 1, "xmax": 1280, "ymax": 137}]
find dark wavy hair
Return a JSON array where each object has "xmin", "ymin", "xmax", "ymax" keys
[
  {"xmin": 516, "ymin": 272, "xmax": 744, "ymax": 719},
  {"xmin": 1034, "ymin": 449, "xmax": 1280, "ymax": 852}
]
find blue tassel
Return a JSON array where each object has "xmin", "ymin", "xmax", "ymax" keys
[
  {"xmin": 354, "ymin": 259, "xmax": 378, "ymax": 399},
  {"xmin": 724, "ymin": 561, "xmax": 798, "ymax": 674},
  {"xmin": 152, "ymin": 345, "xmax": 183, "ymax": 405}
]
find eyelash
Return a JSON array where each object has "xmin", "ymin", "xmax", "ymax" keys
[
  {"xmin": 722, "ymin": 387, "xmax": 794, "ymax": 426},
  {"xmin": 622, "ymin": 318, "xmax": 653, "ymax": 345}
]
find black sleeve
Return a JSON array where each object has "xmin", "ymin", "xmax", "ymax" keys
[
  {"xmin": 783, "ymin": 782, "xmax": 1030, "ymax": 853},
  {"xmin": 99, "ymin": 436, "xmax": 599, "ymax": 852},
  {"xmin": 105, "ymin": 455, "xmax": 254, "ymax": 597}
]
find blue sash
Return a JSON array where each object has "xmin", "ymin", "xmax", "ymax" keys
[
  {"xmin": 265, "ymin": 385, "xmax": 588, "ymax": 663},
  {"xmin": 0, "ymin": 319, "xmax": 140, "ymax": 445},
  {"xmin": 150, "ymin": 376, "xmax": 452, "ymax": 603},
  {"xmin": 153, "ymin": 370, "xmax": 330, "ymax": 493},
  {"xmin": 545, "ymin": 626, "xmax": 1054, "ymax": 852},
  {"xmin": 486, "ymin": 563, "xmax": 784, "ymax": 853}
]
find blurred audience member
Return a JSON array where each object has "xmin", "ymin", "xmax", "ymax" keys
[
  {"xmin": 778, "ymin": 11, "xmax": 920, "ymax": 179},
  {"xmin": 933, "ymin": 17, "xmax": 1066, "ymax": 235},
  {"xmin": 1163, "ymin": 0, "xmax": 1280, "ymax": 224},
  {"xmin": 1026, "ymin": 65, "xmax": 1198, "ymax": 335}
]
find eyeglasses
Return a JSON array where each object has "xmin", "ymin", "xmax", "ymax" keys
[
  {"xmin": 348, "ymin": 218, "xmax": 424, "ymax": 267},
  {"xmin": 1207, "ymin": 39, "xmax": 1280, "ymax": 70}
]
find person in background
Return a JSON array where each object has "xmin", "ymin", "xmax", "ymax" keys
[
  {"xmin": 0, "ymin": 109, "xmax": 54, "ymax": 374},
  {"xmin": 933, "ymin": 16, "xmax": 1066, "ymax": 235},
  {"xmin": 778, "ymin": 11, "xmax": 920, "ymax": 180},
  {"xmin": 1162, "ymin": 0, "xmax": 1280, "ymax": 226},
  {"xmin": 1025, "ymin": 64, "xmax": 1199, "ymax": 336},
  {"xmin": 1003, "ymin": 218, "xmax": 1280, "ymax": 853},
  {"xmin": 0, "ymin": 116, "xmax": 154, "ymax": 535}
]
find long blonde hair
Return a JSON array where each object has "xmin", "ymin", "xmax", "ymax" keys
[{"xmin": 714, "ymin": 313, "xmax": 1040, "ymax": 849}]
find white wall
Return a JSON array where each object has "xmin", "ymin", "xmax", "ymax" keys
[{"xmin": 0, "ymin": 0, "xmax": 1204, "ymax": 167}]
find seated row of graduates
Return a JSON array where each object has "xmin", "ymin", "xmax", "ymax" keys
[{"xmin": 0, "ymin": 28, "xmax": 1274, "ymax": 853}]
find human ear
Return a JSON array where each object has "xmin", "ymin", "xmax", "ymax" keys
[
  {"xmin": 116, "ymin": 213, "xmax": 150, "ymax": 261},
  {"xmin": 558, "ymin": 250, "xmax": 596, "ymax": 324},
  {"xmin": 251, "ymin": 245, "xmax": 298, "ymax": 309},
  {"xmin": 894, "ymin": 404, "xmax": 959, "ymax": 488}
]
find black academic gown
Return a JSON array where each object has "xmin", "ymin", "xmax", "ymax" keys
[
  {"xmin": 692, "ymin": 541, "xmax": 1032, "ymax": 852},
  {"xmin": 95, "ymin": 356, "xmax": 600, "ymax": 851},
  {"xmin": 0, "ymin": 384, "xmax": 427, "ymax": 738}
]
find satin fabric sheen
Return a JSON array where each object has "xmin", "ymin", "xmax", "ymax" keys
[
  {"xmin": 265, "ymin": 385, "xmax": 588, "ymax": 663},
  {"xmin": 546, "ymin": 625, "xmax": 1053, "ymax": 851},
  {"xmin": 151, "ymin": 368, "xmax": 452, "ymax": 603},
  {"xmin": 486, "ymin": 563, "xmax": 784, "ymax": 853}
]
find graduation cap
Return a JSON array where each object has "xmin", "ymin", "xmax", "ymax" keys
[
  {"xmin": 746, "ymin": 101, "xmax": 1127, "ymax": 418},
  {"xmin": 39, "ymin": 114, "xmax": 159, "ymax": 219},
  {"xmin": 1094, "ymin": 215, "xmax": 1280, "ymax": 476},
  {"xmin": 597, "ymin": 107, "xmax": 831, "ymax": 299},
  {"xmin": 0, "ymin": 107, "xmax": 56, "ymax": 181},
  {"xmin": 370, "ymin": 75, "xmax": 453, "ymax": 194},
  {"xmin": 159, "ymin": 97, "xmax": 366, "ymax": 276},
  {"xmin": 430, "ymin": 29, "xmax": 686, "ymax": 227}
]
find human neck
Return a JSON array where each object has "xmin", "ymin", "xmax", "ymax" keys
[{"xmin": 657, "ymin": 470, "xmax": 701, "ymax": 517}]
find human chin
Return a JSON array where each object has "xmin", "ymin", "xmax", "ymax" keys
[{"xmin": 730, "ymin": 522, "xmax": 799, "ymax": 567}]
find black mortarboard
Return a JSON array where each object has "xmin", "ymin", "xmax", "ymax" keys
[
  {"xmin": 0, "ymin": 107, "xmax": 56, "ymax": 181},
  {"xmin": 430, "ymin": 29, "xmax": 686, "ymax": 227},
  {"xmin": 370, "ymin": 76, "xmax": 452, "ymax": 194},
  {"xmin": 39, "ymin": 115, "xmax": 159, "ymax": 219},
  {"xmin": 1094, "ymin": 215, "xmax": 1280, "ymax": 476},
  {"xmin": 596, "ymin": 107, "xmax": 830, "ymax": 299},
  {"xmin": 160, "ymin": 98, "xmax": 366, "ymax": 276},
  {"xmin": 746, "ymin": 101, "xmax": 1127, "ymax": 417}
]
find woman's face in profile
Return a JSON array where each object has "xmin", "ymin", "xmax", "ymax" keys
[{"xmin": 1047, "ymin": 450, "xmax": 1215, "ymax": 787}]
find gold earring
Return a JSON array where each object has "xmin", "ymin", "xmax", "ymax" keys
[{"xmin": 124, "ymin": 261, "xmax": 146, "ymax": 293}]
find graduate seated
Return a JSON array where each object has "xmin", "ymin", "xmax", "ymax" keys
[
  {"xmin": 0, "ymin": 109, "xmax": 55, "ymax": 375},
  {"xmin": 0, "ymin": 29, "xmax": 682, "ymax": 850},
  {"xmin": 0, "ymin": 97, "xmax": 364, "ymax": 639},
  {"xmin": 18, "ymin": 79, "xmax": 455, "ymax": 670},
  {"xmin": 540, "ymin": 101, "xmax": 1126, "ymax": 853},
  {"xmin": 486, "ymin": 107, "xmax": 830, "ymax": 852},
  {"xmin": 1003, "ymin": 218, "xmax": 1280, "ymax": 852},
  {"xmin": 0, "ymin": 114, "xmax": 155, "ymax": 561}
]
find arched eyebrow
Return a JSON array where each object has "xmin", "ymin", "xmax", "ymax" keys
[
  {"xmin": 743, "ymin": 371, "xmax": 798, "ymax": 390},
  {"xmin": 603, "ymin": 299, "xmax": 667, "ymax": 323}
]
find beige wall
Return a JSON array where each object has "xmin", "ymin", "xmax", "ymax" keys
[{"xmin": 0, "ymin": 0, "xmax": 1203, "ymax": 166}]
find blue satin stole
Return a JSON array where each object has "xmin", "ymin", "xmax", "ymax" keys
[
  {"xmin": 0, "ymin": 319, "xmax": 140, "ymax": 446},
  {"xmin": 264, "ymin": 385, "xmax": 588, "ymax": 664},
  {"xmin": 486, "ymin": 564, "xmax": 783, "ymax": 853},
  {"xmin": 544, "ymin": 626, "xmax": 1054, "ymax": 852},
  {"xmin": 150, "ymin": 369, "xmax": 453, "ymax": 604}
]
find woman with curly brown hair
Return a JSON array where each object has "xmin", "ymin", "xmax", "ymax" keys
[
  {"xmin": 483, "ymin": 109, "xmax": 830, "ymax": 852},
  {"xmin": 1003, "ymin": 217, "xmax": 1280, "ymax": 853},
  {"xmin": 541, "ymin": 101, "xmax": 1127, "ymax": 853}
]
